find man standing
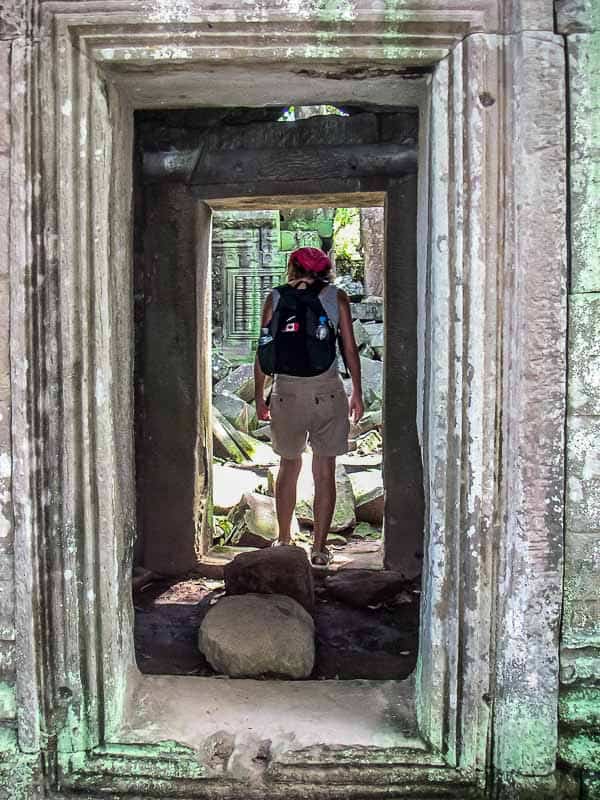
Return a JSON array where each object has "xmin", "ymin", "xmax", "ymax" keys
[{"xmin": 254, "ymin": 247, "xmax": 364, "ymax": 566}]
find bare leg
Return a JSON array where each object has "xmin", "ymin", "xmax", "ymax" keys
[
  {"xmin": 275, "ymin": 457, "xmax": 302, "ymax": 544},
  {"xmin": 312, "ymin": 454, "xmax": 336, "ymax": 552}
]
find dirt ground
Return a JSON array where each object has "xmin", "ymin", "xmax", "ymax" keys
[{"xmin": 134, "ymin": 571, "xmax": 419, "ymax": 680}]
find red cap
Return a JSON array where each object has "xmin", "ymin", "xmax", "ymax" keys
[{"xmin": 289, "ymin": 247, "xmax": 332, "ymax": 274}]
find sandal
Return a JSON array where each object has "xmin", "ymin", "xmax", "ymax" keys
[
  {"xmin": 310, "ymin": 547, "xmax": 331, "ymax": 567},
  {"xmin": 271, "ymin": 539, "xmax": 295, "ymax": 547}
]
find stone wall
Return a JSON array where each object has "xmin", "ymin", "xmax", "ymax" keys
[
  {"xmin": 557, "ymin": 2, "xmax": 600, "ymax": 793},
  {"xmin": 0, "ymin": 0, "xmax": 595, "ymax": 798},
  {"xmin": 0, "ymin": 29, "xmax": 16, "ymax": 754}
]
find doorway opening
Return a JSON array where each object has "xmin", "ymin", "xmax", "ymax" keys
[{"xmin": 132, "ymin": 105, "xmax": 422, "ymax": 682}]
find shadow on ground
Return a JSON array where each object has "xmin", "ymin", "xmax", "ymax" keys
[{"xmin": 134, "ymin": 573, "xmax": 419, "ymax": 680}]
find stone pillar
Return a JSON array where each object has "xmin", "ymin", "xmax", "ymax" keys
[
  {"xmin": 0, "ymin": 38, "xmax": 15, "ymax": 736},
  {"xmin": 492, "ymin": 30, "xmax": 568, "ymax": 787},
  {"xmin": 360, "ymin": 207, "xmax": 385, "ymax": 297},
  {"xmin": 556, "ymin": 3, "xmax": 600, "ymax": 790},
  {"xmin": 137, "ymin": 183, "xmax": 207, "ymax": 575},
  {"xmin": 383, "ymin": 177, "xmax": 423, "ymax": 579}
]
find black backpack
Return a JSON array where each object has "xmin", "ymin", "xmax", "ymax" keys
[{"xmin": 257, "ymin": 281, "xmax": 338, "ymax": 377}]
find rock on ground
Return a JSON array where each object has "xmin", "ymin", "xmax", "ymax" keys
[
  {"xmin": 214, "ymin": 363, "xmax": 255, "ymax": 402},
  {"xmin": 224, "ymin": 545, "xmax": 314, "ymax": 613},
  {"xmin": 228, "ymin": 492, "xmax": 299, "ymax": 548},
  {"xmin": 349, "ymin": 470, "xmax": 384, "ymax": 525},
  {"xmin": 213, "ymin": 465, "xmax": 263, "ymax": 514},
  {"xmin": 199, "ymin": 593, "xmax": 315, "ymax": 678},
  {"xmin": 324, "ymin": 569, "xmax": 408, "ymax": 608}
]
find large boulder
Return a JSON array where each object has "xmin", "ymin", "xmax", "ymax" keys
[
  {"xmin": 227, "ymin": 492, "xmax": 299, "ymax": 548},
  {"xmin": 224, "ymin": 545, "xmax": 314, "ymax": 613},
  {"xmin": 213, "ymin": 465, "xmax": 263, "ymax": 514},
  {"xmin": 199, "ymin": 593, "xmax": 315, "ymax": 678},
  {"xmin": 324, "ymin": 569, "xmax": 407, "ymax": 608},
  {"xmin": 214, "ymin": 363, "xmax": 255, "ymax": 402}
]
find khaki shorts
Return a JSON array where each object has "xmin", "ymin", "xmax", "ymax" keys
[{"xmin": 269, "ymin": 371, "xmax": 350, "ymax": 459}]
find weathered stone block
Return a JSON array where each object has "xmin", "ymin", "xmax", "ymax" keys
[
  {"xmin": 0, "ymin": 580, "xmax": 14, "ymax": 640},
  {"xmin": 567, "ymin": 416, "xmax": 600, "ymax": 530},
  {"xmin": 562, "ymin": 529, "xmax": 600, "ymax": 649},
  {"xmin": 214, "ymin": 363, "xmax": 255, "ymax": 403},
  {"xmin": 566, "ymin": 34, "xmax": 600, "ymax": 292},
  {"xmin": 556, "ymin": 1, "xmax": 600, "ymax": 33},
  {"xmin": 0, "ymin": 43, "xmax": 9, "ymax": 282},
  {"xmin": 213, "ymin": 390, "xmax": 254, "ymax": 433},
  {"xmin": 0, "ymin": 641, "xmax": 14, "ymax": 676},
  {"xmin": 212, "ymin": 465, "xmax": 263, "ymax": 514},
  {"xmin": 569, "ymin": 293, "xmax": 600, "ymax": 414},
  {"xmin": 562, "ymin": 598, "xmax": 600, "ymax": 645},
  {"xmin": 560, "ymin": 646, "xmax": 600, "ymax": 684},
  {"xmin": 564, "ymin": 530, "xmax": 600, "ymax": 601},
  {"xmin": 199, "ymin": 593, "xmax": 315, "ymax": 679},
  {"xmin": 228, "ymin": 491, "xmax": 298, "ymax": 547},
  {"xmin": 324, "ymin": 569, "xmax": 407, "ymax": 609},
  {"xmin": 0, "ymin": 679, "xmax": 15, "ymax": 720},
  {"xmin": 224, "ymin": 545, "xmax": 314, "ymax": 613},
  {"xmin": 0, "ymin": 2, "xmax": 28, "ymax": 38}
]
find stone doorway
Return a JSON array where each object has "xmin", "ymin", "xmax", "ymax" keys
[
  {"xmin": 134, "ymin": 107, "xmax": 423, "ymax": 580},
  {"xmin": 132, "ymin": 107, "xmax": 423, "ymax": 681},
  {"xmin": 11, "ymin": 7, "xmax": 567, "ymax": 796}
]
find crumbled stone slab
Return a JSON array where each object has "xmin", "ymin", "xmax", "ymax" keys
[
  {"xmin": 213, "ymin": 465, "xmax": 263, "ymax": 514},
  {"xmin": 212, "ymin": 408, "xmax": 246, "ymax": 464},
  {"xmin": 213, "ymin": 407, "xmax": 277, "ymax": 466},
  {"xmin": 360, "ymin": 356, "xmax": 383, "ymax": 408},
  {"xmin": 224, "ymin": 545, "xmax": 314, "ymax": 613},
  {"xmin": 350, "ymin": 409, "xmax": 382, "ymax": 438},
  {"xmin": 350, "ymin": 301, "xmax": 383, "ymax": 322},
  {"xmin": 324, "ymin": 569, "xmax": 408, "ymax": 608},
  {"xmin": 213, "ymin": 390, "xmax": 254, "ymax": 433},
  {"xmin": 228, "ymin": 492, "xmax": 299, "ymax": 548},
  {"xmin": 349, "ymin": 470, "xmax": 384, "ymax": 525},
  {"xmin": 214, "ymin": 363, "xmax": 255, "ymax": 402},
  {"xmin": 269, "ymin": 458, "xmax": 356, "ymax": 532},
  {"xmin": 352, "ymin": 319, "xmax": 369, "ymax": 348},
  {"xmin": 212, "ymin": 351, "xmax": 232, "ymax": 383},
  {"xmin": 199, "ymin": 593, "xmax": 315, "ymax": 678}
]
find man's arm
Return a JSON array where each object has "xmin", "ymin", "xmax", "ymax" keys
[
  {"xmin": 254, "ymin": 292, "xmax": 273, "ymax": 421},
  {"xmin": 337, "ymin": 289, "xmax": 364, "ymax": 423}
]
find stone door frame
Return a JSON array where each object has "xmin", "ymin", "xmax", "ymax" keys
[{"xmin": 10, "ymin": 2, "xmax": 567, "ymax": 796}]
